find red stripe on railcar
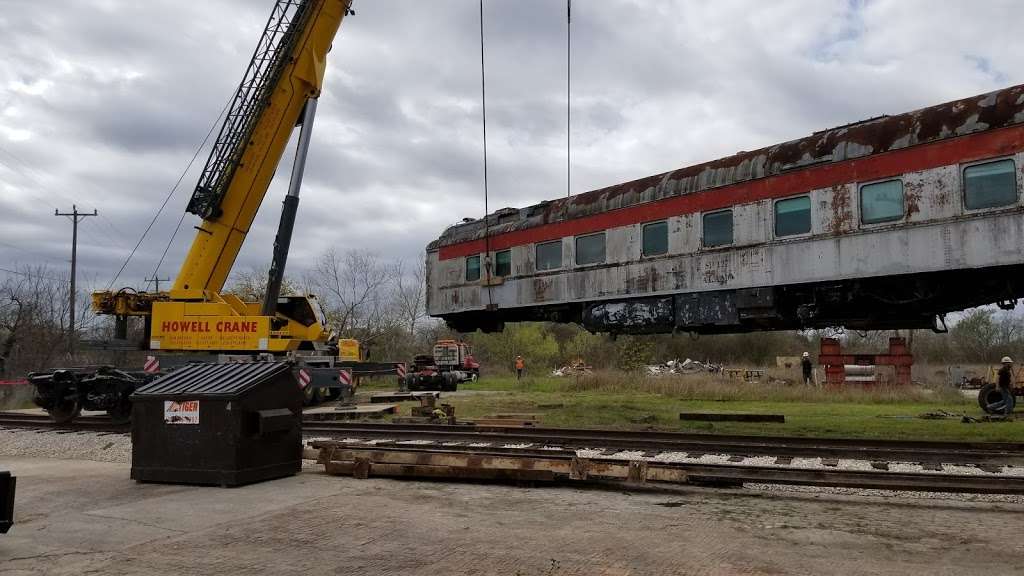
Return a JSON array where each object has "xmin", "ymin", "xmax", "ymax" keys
[{"xmin": 438, "ymin": 125, "xmax": 1024, "ymax": 260}]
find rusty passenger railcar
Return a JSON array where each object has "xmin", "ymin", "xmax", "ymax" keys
[{"xmin": 426, "ymin": 85, "xmax": 1024, "ymax": 335}]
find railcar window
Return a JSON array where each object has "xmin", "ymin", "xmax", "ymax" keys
[
  {"xmin": 642, "ymin": 221, "xmax": 668, "ymax": 256},
  {"xmin": 702, "ymin": 210, "xmax": 733, "ymax": 247},
  {"xmin": 964, "ymin": 159, "xmax": 1017, "ymax": 210},
  {"xmin": 465, "ymin": 255, "xmax": 481, "ymax": 282},
  {"xmin": 536, "ymin": 240, "xmax": 563, "ymax": 271},
  {"xmin": 495, "ymin": 249, "xmax": 512, "ymax": 277},
  {"xmin": 775, "ymin": 196, "xmax": 811, "ymax": 237},
  {"xmin": 860, "ymin": 180, "xmax": 904, "ymax": 224},
  {"xmin": 575, "ymin": 232, "xmax": 606, "ymax": 266}
]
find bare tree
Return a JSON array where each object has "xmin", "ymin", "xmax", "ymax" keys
[
  {"xmin": 309, "ymin": 248, "xmax": 393, "ymax": 341},
  {"xmin": 0, "ymin": 265, "xmax": 89, "ymax": 375},
  {"xmin": 225, "ymin": 265, "xmax": 299, "ymax": 302},
  {"xmin": 391, "ymin": 258, "xmax": 427, "ymax": 336}
]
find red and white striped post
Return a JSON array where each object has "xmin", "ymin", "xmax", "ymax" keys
[{"xmin": 296, "ymin": 368, "xmax": 311, "ymax": 389}]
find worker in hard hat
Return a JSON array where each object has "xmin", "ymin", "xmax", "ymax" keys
[
  {"xmin": 800, "ymin": 352, "xmax": 813, "ymax": 385},
  {"xmin": 998, "ymin": 357, "xmax": 1014, "ymax": 391}
]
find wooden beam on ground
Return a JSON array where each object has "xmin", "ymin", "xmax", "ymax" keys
[{"xmin": 680, "ymin": 412, "xmax": 785, "ymax": 423}]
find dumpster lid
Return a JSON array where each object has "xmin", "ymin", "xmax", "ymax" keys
[{"xmin": 131, "ymin": 361, "xmax": 294, "ymax": 398}]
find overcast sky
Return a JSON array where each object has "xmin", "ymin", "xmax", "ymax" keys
[{"xmin": 1, "ymin": 0, "xmax": 1022, "ymax": 293}]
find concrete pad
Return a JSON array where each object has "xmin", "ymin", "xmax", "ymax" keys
[{"xmin": 2, "ymin": 455, "xmax": 1023, "ymax": 575}]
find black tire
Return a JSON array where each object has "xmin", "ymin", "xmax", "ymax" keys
[
  {"xmin": 48, "ymin": 400, "xmax": 82, "ymax": 424},
  {"xmin": 978, "ymin": 383, "xmax": 1014, "ymax": 415},
  {"xmin": 441, "ymin": 373, "xmax": 458, "ymax": 392}
]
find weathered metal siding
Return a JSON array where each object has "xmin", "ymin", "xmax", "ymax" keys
[
  {"xmin": 426, "ymin": 186, "xmax": 1024, "ymax": 317},
  {"xmin": 904, "ymin": 165, "xmax": 959, "ymax": 223},
  {"xmin": 429, "ymin": 85, "xmax": 1024, "ymax": 252},
  {"xmin": 425, "ymin": 85, "xmax": 1024, "ymax": 319}
]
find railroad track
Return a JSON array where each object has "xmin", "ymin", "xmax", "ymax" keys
[
  {"xmin": 302, "ymin": 421, "xmax": 1024, "ymax": 494},
  {"xmin": 0, "ymin": 412, "xmax": 129, "ymax": 434},
  {"xmin": 309, "ymin": 440, "xmax": 1024, "ymax": 495},
  {"xmin": 300, "ymin": 420, "xmax": 1024, "ymax": 469}
]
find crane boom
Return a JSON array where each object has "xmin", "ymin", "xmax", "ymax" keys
[
  {"xmin": 91, "ymin": 0, "xmax": 351, "ymax": 354},
  {"xmin": 173, "ymin": 0, "xmax": 348, "ymax": 298}
]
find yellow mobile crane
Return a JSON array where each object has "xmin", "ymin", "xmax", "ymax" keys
[{"xmin": 30, "ymin": 0, "xmax": 386, "ymax": 422}]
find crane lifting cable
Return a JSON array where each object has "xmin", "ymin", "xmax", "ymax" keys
[
  {"xmin": 478, "ymin": 0, "xmax": 494, "ymax": 308},
  {"xmin": 567, "ymin": 0, "xmax": 571, "ymax": 198}
]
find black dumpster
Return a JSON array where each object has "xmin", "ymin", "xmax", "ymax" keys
[
  {"xmin": 130, "ymin": 361, "xmax": 302, "ymax": 487},
  {"xmin": 0, "ymin": 470, "xmax": 14, "ymax": 534}
]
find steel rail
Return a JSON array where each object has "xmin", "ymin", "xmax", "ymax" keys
[
  {"xmin": 300, "ymin": 420, "xmax": 1024, "ymax": 467},
  {"xmin": 0, "ymin": 412, "xmax": 129, "ymax": 433}
]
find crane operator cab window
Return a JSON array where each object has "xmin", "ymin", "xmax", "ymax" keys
[
  {"xmin": 494, "ymin": 249, "xmax": 512, "ymax": 277},
  {"xmin": 964, "ymin": 159, "xmax": 1017, "ymax": 210},
  {"xmin": 466, "ymin": 255, "xmax": 481, "ymax": 282},
  {"xmin": 860, "ymin": 180, "xmax": 904, "ymax": 224},
  {"xmin": 536, "ymin": 240, "xmax": 563, "ymax": 271},
  {"xmin": 642, "ymin": 221, "xmax": 668, "ymax": 256},
  {"xmin": 775, "ymin": 196, "xmax": 811, "ymax": 237}
]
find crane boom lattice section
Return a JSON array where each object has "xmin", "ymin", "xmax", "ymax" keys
[{"xmin": 187, "ymin": 0, "xmax": 314, "ymax": 220}]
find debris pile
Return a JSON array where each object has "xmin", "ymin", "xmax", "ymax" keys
[
  {"xmin": 645, "ymin": 359, "xmax": 722, "ymax": 376},
  {"xmin": 551, "ymin": 359, "xmax": 593, "ymax": 377}
]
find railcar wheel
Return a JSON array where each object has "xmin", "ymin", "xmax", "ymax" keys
[
  {"xmin": 48, "ymin": 400, "xmax": 82, "ymax": 424},
  {"xmin": 106, "ymin": 402, "xmax": 132, "ymax": 424}
]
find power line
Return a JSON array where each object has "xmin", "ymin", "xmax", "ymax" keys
[
  {"xmin": 0, "ymin": 266, "xmax": 65, "ymax": 283},
  {"xmin": 0, "ymin": 239, "xmax": 67, "ymax": 265},
  {"xmin": 0, "ymin": 144, "xmax": 127, "ymax": 245},
  {"xmin": 145, "ymin": 275, "xmax": 171, "ymax": 292},
  {"xmin": 0, "ymin": 148, "xmax": 122, "ymax": 251}
]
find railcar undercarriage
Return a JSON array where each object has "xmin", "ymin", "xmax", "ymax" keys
[{"xmin": 441, "ymin": 264, "xmax": 1024, "ymax": 336}]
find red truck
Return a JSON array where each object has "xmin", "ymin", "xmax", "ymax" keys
[{"xmin": 404, "ymin": 340, "xmax": 480, "ymax": 392}]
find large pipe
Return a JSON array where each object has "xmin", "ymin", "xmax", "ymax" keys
[{"xmin": 262, "ymin": 97, "xmax": 318, "ymax": 318}]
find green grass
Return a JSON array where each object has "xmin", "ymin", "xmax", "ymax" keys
[{"xmin": 417, "ymin": 374, "xmax": 1024, "ymax": 442}]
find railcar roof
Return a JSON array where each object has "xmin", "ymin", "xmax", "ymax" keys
[{"xmin": 430, "ymin": 83, "xmax": 1024, "ymax": 250}]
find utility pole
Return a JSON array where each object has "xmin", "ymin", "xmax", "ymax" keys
[
  {"xmin": 55, "ymin": 205, "xmax": 97, "ymax": 355},
  {"xmin": 145, "ymin": 275, "xmax": 170, "ymax": 293}
]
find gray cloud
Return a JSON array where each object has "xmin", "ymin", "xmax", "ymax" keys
[{"xmin": 0, "ymin": 0, "xmax": 1022, "ymax": 298}]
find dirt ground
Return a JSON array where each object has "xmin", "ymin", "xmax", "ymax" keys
[{"xmin": 2, "ymin": 456, "xmax": 1023, "ymax": 576}]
